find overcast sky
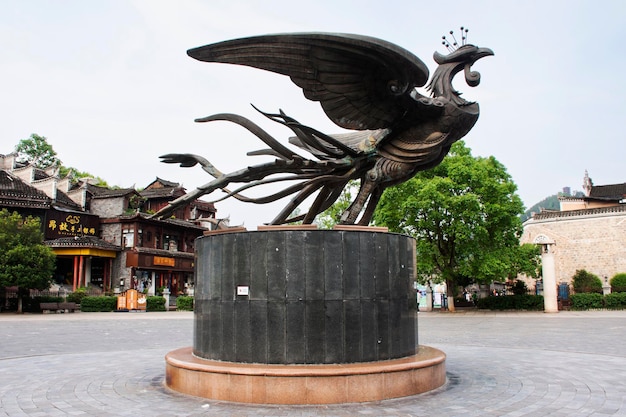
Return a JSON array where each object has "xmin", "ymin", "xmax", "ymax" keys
[{"xmin": 2, "ymin": 1, "xmax": 625, "ymax": 226}]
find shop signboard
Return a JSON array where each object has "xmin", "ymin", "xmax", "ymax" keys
[
  {"xmin": 45, "ymin": 210, "xmax": 99, "ymax": 239},
  {"xmin": 116, "ymin": 289, "xmax": 147, "ymax": 311}
]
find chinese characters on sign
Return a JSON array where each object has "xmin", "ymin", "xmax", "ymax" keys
[
  {"xmin": 154, "ymin": 256, "xmax": 176, "ymax": 267},
  {"xmin": 45, "ymin": 210, "xmax": 100, "ymax": 239}
]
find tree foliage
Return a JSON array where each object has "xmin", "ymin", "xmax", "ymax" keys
[
  {"xmin": 58, "ymin": 166, "xmax": 109, "ymax": 187},
  {"xmin": 610, "ymin": 273, "xmax": 626, "ymax": 293},
  {"xmin": 15, "ymin": 133, "xmax": 61, "ymax": 169},
  {"xmin": 0, "ymin": 209, "xmax": 56, "ymax": 312},
  {"xmin": 572, "ymin": 269, "xmax": 603, "ymax": 294},
  {"xmin": 373, "ymin": 141, "xmax": 539, "ymax": 309},
  {"xmin": 315, "ymin": 180, "xmax": 360, "ymax": 229},
  {"xmin": 14, "ymin": 134, "xmax": 109, "ymax": 186},
  {"xmin": 511, "ymin": 279, "xmax": 529, "ymax": 295}
]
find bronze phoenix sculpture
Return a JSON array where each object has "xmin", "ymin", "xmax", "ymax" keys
[{"xmin": 154, "ymin": 31, "xmax": 493, "ymax": 225}]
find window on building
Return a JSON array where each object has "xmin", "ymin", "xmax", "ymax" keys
[
  {"xmin": 163, "ymin": 234, "xmax": 180, "ymax": 251},
  {"xmin": 122, "ymin": 226, "xmax": 134, "ymax": 248}
]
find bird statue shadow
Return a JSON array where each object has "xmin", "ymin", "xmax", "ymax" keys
[{"xmin": 154, "ymin": 30, "xmax": 493, "ymax": 226}]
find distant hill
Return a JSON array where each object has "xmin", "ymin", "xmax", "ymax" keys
[
  {"xmin": 522, "ymin": 195, "xmax": 560, "ymax": 222},
  {"xmin": 521, "ymin": 190, "xmax": 585, "ymax": 222}
]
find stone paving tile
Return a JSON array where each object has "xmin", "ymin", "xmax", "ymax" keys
[{"xmin": 1, "ymin": 311, "xmax": 626, "ymax": 416}]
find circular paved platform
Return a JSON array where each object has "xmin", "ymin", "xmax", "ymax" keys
[
  {"xmin": 1, "ymin": 310, "xmax": 625, "ymax": 416},
  {"xmin": 165, "ymin": 345, "xmax": 445, "ymax": 404}
]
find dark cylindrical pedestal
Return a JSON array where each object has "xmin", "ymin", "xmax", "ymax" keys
[{"xmin": 193, "ymin": 229, "xmax": 418, "ymax": 364}]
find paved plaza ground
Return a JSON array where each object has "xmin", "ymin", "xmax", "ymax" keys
[{"xmin": 0, "ymin": 310, "xmax": 625, "ymax": 416}]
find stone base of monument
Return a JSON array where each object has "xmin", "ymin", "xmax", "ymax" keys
[
  {"xmin": 165, "ymin": 345, "xmax": 445, "ymax": 404},
  {"xmin": 165, "ymin": 227, "xmax": 446, "ymax": 404}
]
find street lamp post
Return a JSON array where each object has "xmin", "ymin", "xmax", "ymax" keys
[
  {"xmin": 533, "ymin": 235, "xmax": 558, "ymax": 313},
  {"xmin": 602, "ymin": 276, "xmax": 611, "ymax": 295}
]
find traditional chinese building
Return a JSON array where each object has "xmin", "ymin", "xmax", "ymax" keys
[
  {"xmin": 140, "ymin": 177, "xmax": 216, "ymax": 223},
  {"xmin": 0, "ymin": 155, "xmax": 123, "ymax": 291},
  {"xmin": 520, "ymin": 171, "xmax": 626, "ymax": 289},
  {"xmin": 0, "ymin": 152, "xmax": 215, "ymax": 297}
]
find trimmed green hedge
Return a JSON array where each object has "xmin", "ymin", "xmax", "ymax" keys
[
  {"xmin": 601, "ymin": 292, "xmax": 626, "ymax": 309},
  {"xmin": 147, "ymin": 296, "xmax": 166, "ymax": 311},
  {"xmin": 477, "ymin": 295, "xmax": 544, "ymax": 311},
  {"xmin": 78, "ymin": 296, "xmax": 170, "ymax": 312},
  {"xmin": 80, "ymin": 296, "xmax": 117, "ymax": 312},
  {"xmin": 570, "ymin": 293, "xmax": 604, "ymax": 310},
  {"xmin": 176, "ymin": 296, "xmax": 194, "ymax": 311}
]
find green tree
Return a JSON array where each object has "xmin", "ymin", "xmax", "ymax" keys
[
  {"xmin": 505, "ymin": 243, "xmax": 541, "ymax": 280},
  {"xmin": 15, "ymin": 133, "xmax": 60, "ymax": 169},
  {"xmin": 610, "ymin": 273, "xmax": 626, "ymax": 293},
  {"xmin": 58, "ymin": 166, "xmax": 109, "ymax": 187},
  {"xmin": 0, "ymin": 209, "xmax": 56, "ymax": 313},
  {"xmin": 572, "ymin": 269, "xmax": 603, "ymax": 294},
  {"xmin": 14, "ymin": 134, "xmax": 109, "ymax": 186},
  {"xmin": 315, "ymin": 180, "xmax": 360, "ymax": 229},
  {"xmin": 373, "ymin": 141, "xmax": 537, "ymax": 311},
  {"xmin": 511, "ymin": 279, "xmax": 529, "ymax": 295}
]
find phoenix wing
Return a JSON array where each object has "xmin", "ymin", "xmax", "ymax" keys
[{"xmin": 187, "ymin": 33, "xmax": 431, "ymax": 131}]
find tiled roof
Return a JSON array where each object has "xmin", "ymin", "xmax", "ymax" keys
[
  {"xmin": 90, "ymin": 185, "xmax": 138, "ymax": 199},
  {"xmin": 144, "ymin": 177, "xmax": 181, "ymax": 189},
  {"xmin": 157, "ymin": 177, "xmax": 180, "ymax": 188},
  {"xmin": 192, "ymin": 199, "xmax": 216, "ymax": 212},
  {"xmin": 134, "ymin": 246, "xmax": 194, "ymax": 258},
  {"xmin": 53, "ymin": 189, "xmax": 82, "ymax": 210},
  {"xmin": 0, "ymin": 169, "xmax": 51, "ymax": 209},
  {"xmin": 159, "ymin": 216, "xmax": 207, "ymax": 230},
  {"xmin": 44, "ymin": 236, "xmax": 122, "ymax": 251},
  {"xmin": 1, "ymin": 168, "xmax": 81, "ymax": 211},
  {"xmin": 529, "ymin": 204, "xmax": 626, "ymax": 221},
  {"xmin": 140, "ymin": 187, "xmax": 185, "ymax": 199},
  {"xmin": 589, "ymin": 183, "xmax": 626, "ymax": 200},
  {"xmin": 33, "ymin": 167, "xmax": 49, "ymax": 181},
  {"xmin": 111, "ymin": 212, "xmax": 207, "ymax": 231}
]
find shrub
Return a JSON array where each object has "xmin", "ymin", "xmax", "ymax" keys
[
  {"xmin": 66, "ymin": 288, "xmax": 88, "ymax": 304},
  {"xmin": 176, "ymin": 296, "xmax": 194, "ymax": 311},
  {"xmin": 80, "ymin": 296, "xmax": 117, "ymax": 312},
  {"xmin": 604, "ymin": 292, "xmax": 626, "ymax": 309},
  {"xmin": 569, "ymin": 293, "xmax": 604, "ymax": 310},
  {"xmin": 476, "ymin": 295, "xmax": 544, "ymax": 310},
  {"xmin": 572, "ymin": 269, "xmax": 603, "ymax": 294},
  {"xmin": 147, "ymin": 296, "xmax": 166, "ymax": 311},
  {"xmin": 511, "ymin": 280, "xmax": 529, "ymax": 295},
  {"xmin": 610, "ymin": 273, "xmax": 626, "ymax": 293}
]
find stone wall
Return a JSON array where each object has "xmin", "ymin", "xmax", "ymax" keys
[
  {"xmin": 111, "ymin": 251, "xmax": 131, "ymax": 287},
  {"xmin": 521, "ymin": 206, "xmax": 626, "ymax": 285},
  {"xmin": 90, "ymin": 196, "xmax": 126, "ymax": 217},
  {"xmin": 99, "ymin": 222, "xmax": 130, "ymax": 285},
  {"xmin": 101, "ymin": 223, "xmax": 122, "ymax": 247}
]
